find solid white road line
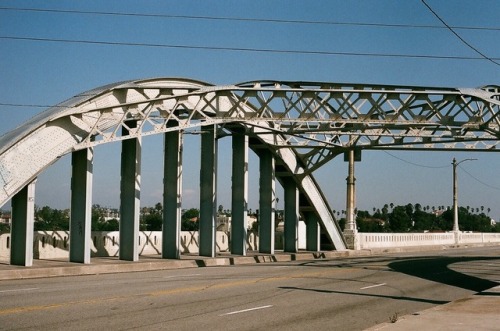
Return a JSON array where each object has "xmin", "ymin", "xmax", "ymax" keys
[
  {"xmin": 163, "ymin": 274, "xmax": 201, "ymax": 279},
  {"xmin": 360, "ymin": 283, "xmax": 386, "ymax": 290},
  {"xmin": 0, "ymin": 287, "xmax": 39, "ymax": 293},
  {"xmin": 220, "ymin": 305, "xmax": 273, "ymax": 316}
]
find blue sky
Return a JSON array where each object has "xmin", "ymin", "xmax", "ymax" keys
[{"xmin": 1, "ymin": 1, "xmax": 499, "ymax": 221}]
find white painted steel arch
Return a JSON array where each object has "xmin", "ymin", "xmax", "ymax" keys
[
  {"xmin": 0, "ymin": 77, "xmax": 347, "ymax": 249},
  {"xmin": 2, "ymin": 78, "xmax": 499, "ymax": 249}
]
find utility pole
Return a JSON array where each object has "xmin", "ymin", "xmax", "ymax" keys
[{"xmin": 452, "ymin": 157, "xmax": 477, "ymax": 233}]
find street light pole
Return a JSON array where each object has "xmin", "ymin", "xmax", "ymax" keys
[{"xmin": 452, "ymin": 157, "xmax": 477, "ymax": 232}]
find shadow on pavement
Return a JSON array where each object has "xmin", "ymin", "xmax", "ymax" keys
[
  {"xmin": 388, "ymin": 256, "xmax": 499, "ymax": 292},
  {"xmin": 278, "ymin": 286, "xmax": 449, "ymax": 305}
]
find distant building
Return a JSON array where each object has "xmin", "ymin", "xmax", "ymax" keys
[{"xmin": 0, "ymin": 213, "xmax": 11, "ymax": 224}]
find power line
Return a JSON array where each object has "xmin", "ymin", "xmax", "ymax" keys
[
  {"xmin": 0, "ymin": 102, "xmax": 55, "ymax": 108},
  {"xmin": 421, "ymin": 0, "xmax": 500, "ymax": 67},
  {"xmin": 383, "ymin": 151, "xmax": 450, "ymax": 169},
  {"xmin": 2, "ymin": 36, "xmax": 499, "ymax": 61},
  {"xmin": 1, "ymin": 6, "xmax": 499, "ymax": 31},
  {"xmin": 458, "ymin": 165, "xmax": 500, "ymax": 191}
]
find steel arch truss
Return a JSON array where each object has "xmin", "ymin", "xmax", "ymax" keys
[
  {"xmin": 1, "ymin": 78, "xmax": 499, "ymax": 249},
  {"xmin": 71, "ymin": 81, "xmax": 500, "ymax": 173}
]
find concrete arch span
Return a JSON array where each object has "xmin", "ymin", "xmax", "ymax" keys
[{"xmin": 0, "ymin": 77, "xmax": 347, "ymax": 263}]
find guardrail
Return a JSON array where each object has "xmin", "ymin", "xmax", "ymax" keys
[
  {"xmin": 0, "ymin": 231, "xmax": 233, "ymax": 260},
  {"xmin": 358, "ymin": 232, "xmax": 500, "ymax": 249},
  {"xmin": 1, "ymin": 231, "xmax": 499, "ymax": 260}
]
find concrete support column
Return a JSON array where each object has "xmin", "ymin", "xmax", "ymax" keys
[
  {"xmin": 70, "ymin": 148, "xmax": 93, "ymax": 264},
  {"xmin": 119, "ymin": 123, "xmax": 141, "ymax": 261},
  {"xmin": 283, "ymin": 178, "xmax": 299, "ymax": 253},
  {"xmin": 304, "ymin": 212, "xmax": 321, "ymax": 252},
  {"xmin": 163, "ymin": 127, "xmax": 183, "ymax": 259},
  {"xmin": 258, "ymin": 150, "xmax": 275, "ymax": 254},
  {"xmin": 231, "ymin": 131, "xmax": 248, "ymax": 255},
  {"xmin": 199, "ymin": 125, "xmax": 217, "ymax": 257},
  {"xmin": 10, "ymin": 180, "xmax": 36, "ymax": 266}
]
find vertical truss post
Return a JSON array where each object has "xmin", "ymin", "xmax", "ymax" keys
[
  {"xmin": 259, "ymin": 150, "xmax": 276, "ymax": 254},
  {"xmin": 163, "ymin": 125, "xmax": 183, "ymax": 259},
  {"xmin": 10, "ymin": 180, "xmax": 36, "ymax": 266},
  {"xmin": 199, "ymin": 125, "xmax": 217, "ymax": 257},
  {"xmin": 70, "ymin": 148, "xmax": 93, "ymax": 264},
  {"xmin": 231, "ymin": 131, "xmax": 248, "ymax": 256},
  {"xmin": 344, "ymin": 149, "xmax": 359, "ymax": 250},
  {"xmin": 345, "ymin": 150, "xmax": 357, "ymax": 231},
  {"xmin": 119, "ymin": 122, "xmax": 141, "ymax": 261},
  {"xmin": 304, "ymin": 212, "xmax": 321, "ymax": 252},
  {"xmin": 283, "ymin": 178, "xmax": 299, "ymax": 253}
]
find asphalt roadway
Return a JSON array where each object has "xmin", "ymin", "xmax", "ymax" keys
[{"xmin": 0, "ymin": 245, "xmax": 499, "ymax": 330}]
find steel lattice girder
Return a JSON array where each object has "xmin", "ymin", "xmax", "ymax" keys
[
  {"xmin": 1, "ymin": 78, "xmax": 499, "ymax": 248},
  {"xmin": 69, "ymin": 80, "xmax": 499, "ymax": 173}
]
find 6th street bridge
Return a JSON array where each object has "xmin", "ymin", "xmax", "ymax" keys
[{"xmin": 0, "ymin": 78, "xmax": 499, "ymax": 266}]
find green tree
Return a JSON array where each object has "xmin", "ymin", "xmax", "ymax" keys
[
  {"xmin": 412, "ymin": 208, "xmax": 435, "ymax": 231},
  {"xmin": 142, "ymin": 212, "xmax": 162, "ymax": 231},
  {"xmin": 35, "ymin": 206, "xmax": 69, "ymax": 230},
  {"xmin": 182, "ymin": 208, "xmax": 199, "ymax": 231},
  {"xmin": 338, "ymin": 218, "xmax": 346, "ymax": 231},
  {"xmin": 388, "ymin": 206, "xmax": 411, "ymax": 232},
  {"xmin": 0, "ymin": 223, "xmax": 9, "ymax": 234},
  {"xmin": 99, "ymin": 218, "xmax": 119, "ymax": 231}
]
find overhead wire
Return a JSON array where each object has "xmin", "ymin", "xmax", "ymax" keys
[
  {"xmin": 1, "ymin": 36, "xmax": 499, "ymax": 61},
  {"xmin": 383, "ymin": 151, "xmax": 450, "ymax": 169},
  {"xmin": 0, "ymin": 4, "xmax": 498, "ymax": 109},
  {"xmin": 421, "ymin": 0, "xmax": 500, "ymax": 67},
  {"xmin": 384, "ymin": 150, "xmax": 500, "ymax": 190},
  {"xmin": 1, "ymin": 6, "xmax": 499, "ymax": 31},
  {"xmin": 0, "ymin": 102, "xmax": 55, "ymax": 108},
  {"xmin": 0, "ymin": 5, "xmax": 498, "ymax": 64},
  {"xmin": 458, "ymin": 164, "xmax": 500, "ymax": 191}
]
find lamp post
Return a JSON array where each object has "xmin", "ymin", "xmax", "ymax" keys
[{"xmin": 452, "ymin": 157, "xmax": 477, "ymax": 232}]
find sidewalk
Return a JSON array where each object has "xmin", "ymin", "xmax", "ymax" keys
[{"xmin": 366, "ymin": 285, "xmax": 500, "ymax": 330}]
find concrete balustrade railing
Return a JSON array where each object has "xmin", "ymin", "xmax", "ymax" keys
[
  {"xmin": 0, "ymin": 231, "xmax": 231, "ymax": 260},
  {"xmin": 359, "ymin": 233, "xmax": 455, "ymax": 249},
  {"xmin": 1, "ymin": 231, "xmax": 500, "ymax": 261},
  {"xmin": 458, "ymin": 232, "xmax": 500, "ymax": 244},
  {"xmin": 358, "ymin": 232, "xmax": 500, "ymax": 249}
]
